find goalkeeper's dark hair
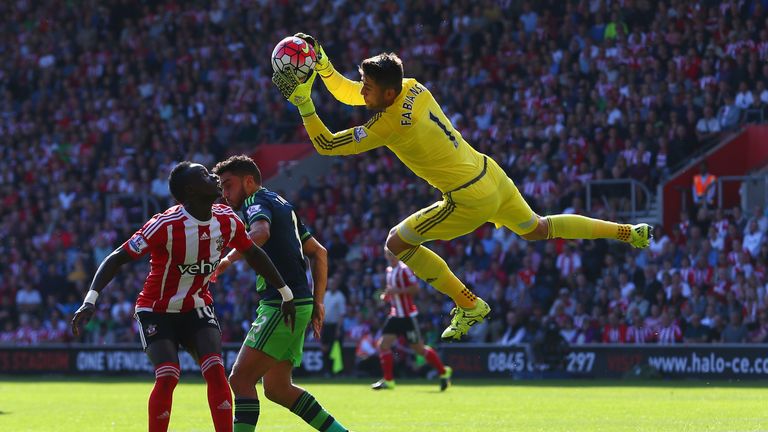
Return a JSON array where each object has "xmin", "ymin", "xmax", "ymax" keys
[
  {"xmin": 360, "ymin": 52, "xmax": 403, "ymax": 94},
  {"xmin": 212, "ymin": 154, "xmax": 262, "ymax": 184},
  {"xmin": 168, "ymin": 161, "xmax": 194, "ymax": 203}
]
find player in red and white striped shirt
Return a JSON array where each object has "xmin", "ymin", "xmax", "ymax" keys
[
  {"xmin": 372, "ymin": 250, "xmax": 452, "ymax": 391},
  {"xmin": 72, "ymin": 162, "xmax": 294, "ymax": 432}
]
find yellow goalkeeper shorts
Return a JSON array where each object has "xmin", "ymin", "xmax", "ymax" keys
[{"xmin": 396, "ymin": 156, "xmax": 538, "ymax": 245}]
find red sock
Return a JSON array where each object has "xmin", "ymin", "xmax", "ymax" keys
[
  {"xmin": 379, "ymin": 350, "xmax": 394, "ymax": 381},
  {"xmin": 149, "ymin": 362, "xmax": 180, "ymax": 432},
  {"xmin": 200, "ymin": 354, "xmax": 233, "ymax": 432},
  {"xmin": 424, "ymin": 346, "xmax": 446, "ymax": 375}
]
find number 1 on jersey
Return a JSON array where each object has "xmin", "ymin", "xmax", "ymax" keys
[{"xmin": 429, "ymin": 111, "xmax": 458, "ymax": 148}]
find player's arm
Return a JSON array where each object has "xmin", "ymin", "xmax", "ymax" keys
[
  {"xmin": 240, "ymin": 244, "xmax": 295, "ymax": 331},
  {"xmin": 239, "ymin": 244, "xmax": 285, "ymax": 292},
  {"xmin": 228, "ymin": 213, "xmax": 296, "ymax": 330},
  {"xmin": 322, "ymin": 73, "xmax": 365, "ymax": 106},
  {"xmin": 303, "ymin": 236, "xmax": 328, "ymax": 338},
  {"xmin": 294, "ymin": 32, "xmax": 365, "ymax": 106},
  {"xmin": 388, "ymin": 267, "xmax": 419, "ymax": 296},
  {"xmin": 402, "ymin": 282, "xmax": 419, "ymax": 296},
  {"xmin": 71, "ymin": 248, "xmax": 135, "ymax": 337},
  {"xmin": 215, "ymin": 220, "xmax": 270, "ymax": 273},
  {"xmin": 272, "ymin": 57, "xmax": 393, "ymax": 156},
  {"xmin": 386, "ymin": 282, "xmax": 418, "ymax": 296},
  {"xmin": 303, "ymin": 111, "xmax": 392, "ymax": 156},
  {"xmin": 227, "ymin": 215, "xmax": 287, "ymax": 292}
]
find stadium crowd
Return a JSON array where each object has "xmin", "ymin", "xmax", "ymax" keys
[{"xmin": 3, "ymin": 0, "xmax": 768, "ymax": 356}]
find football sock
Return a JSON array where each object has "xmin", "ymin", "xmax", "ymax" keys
[
  {"xmin": 545, "ymin": 215, "xmax": 631, "ymax": 242},
  {"xmin": 233, "ymin": 398, "xmax": 260, "ymax": 432},
  {"xmin": 397, "ymin": 246, "xmax": 477, "ymax": 308},
  {"xmin": 290, "ymin": 391, "xmax": 348, "ymax": 432},
  {"xmin": 200, "ymin": 354, "xmax": 233, "ymax": 432},
  {"xmin": 148, "ymin": 362, "xmax": 180, "ymax": 432},
  {"xmin": 379, "ymin": 350, "xmax": 394, "ymax": 381},
  {"xmin": 423, "ymin": 346, "xmax": 446, "ymax": 375}
]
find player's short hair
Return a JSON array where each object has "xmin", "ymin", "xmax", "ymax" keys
[
  {"xmin": 359, "ymin": 52, "xmax": 403, "ymax": 94},
  {"xmin": 168, "ymin": 161, "xmax": 194, "ymax": 203},
  {"xmin": 212, "ymin": 155, "xmax": 262, "ymax": 184}
]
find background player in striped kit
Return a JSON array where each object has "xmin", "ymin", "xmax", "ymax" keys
[
  {"xmin": 372, "ymin": 249, "xmax": 452, "ymax": 391},
  {"xmin": 71, "ymin": 162, "xmax": 295, "ymax": 432}
]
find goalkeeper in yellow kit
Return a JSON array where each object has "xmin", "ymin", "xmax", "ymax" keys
[{"xmin": 273, "ymin": 34, "xmax": 652, "ymax": 341}]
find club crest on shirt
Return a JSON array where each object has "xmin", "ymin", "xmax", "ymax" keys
[
  {"xmin": 216, "ymin": 237, "xmax": 225, "ymax": 252},
  {"xmin": 145, "ymin": 324, "xmax": 157, "ymax": 337},
  {"xmin": 353, "ymin": 126, "xmax": 368, "ymax": 142},
  {"xmin": 128, "ymin": 235, "xmax": 149, "ymax": 254}
]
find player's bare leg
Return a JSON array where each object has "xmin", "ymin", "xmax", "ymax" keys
[
  {"xmin": 264, "ymin": 360, "xmax": 350, "ymax": 431},
  {"xmin": 229, "ymin": 345, "xmax": 278, "ymax": 432},
  {"xmin": 145, "ymin": 340, "xmax": 181, "ymax": 432},
  {"xmin": 262, "ymin": 360, "xmax": 303, "ymax": 406},
  {"xmin": 372, "ymin": 334, "xmax": 397, "ymax": 390},
  {"xmin": 519, "ymin": 215, "xmax": 652, "ymax": 248},
  {"xmin": 410, "ymin": 342, "xmax": 452, "ymax": 391},
  {"xmin": 386, "ymin": 229, "xmax": 490, "ymax": 341}
]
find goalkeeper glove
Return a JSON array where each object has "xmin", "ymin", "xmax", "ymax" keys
[
  {"xmin": 272, "ymin": 67, "xmax": 317, "ymax": 116},
  {"xmin": 294, "ymin": 32, "xmax": 334, "ymax": 78}
]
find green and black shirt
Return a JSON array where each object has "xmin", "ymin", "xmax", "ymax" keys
[{"xmin": 242, "ymin": 187, "xmax": 313, "ymax": 301}]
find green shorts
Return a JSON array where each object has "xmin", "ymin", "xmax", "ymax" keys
[{"xmin": 244, "ymin": 298, "xmax": 313, "ymax": 367}]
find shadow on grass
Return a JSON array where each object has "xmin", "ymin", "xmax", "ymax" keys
[{"xmin": 2, "ymin": 375, "xmax": 768, "ymax": 388}]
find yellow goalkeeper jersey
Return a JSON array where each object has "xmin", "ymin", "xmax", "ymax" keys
[{"xmin": 303, "ymin": 73, "xmax": 486, "ymax": 193}]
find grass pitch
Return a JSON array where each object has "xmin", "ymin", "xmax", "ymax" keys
[{"xmin": 1, "ymin": 377, "xmax": 767, "ymax": 431}]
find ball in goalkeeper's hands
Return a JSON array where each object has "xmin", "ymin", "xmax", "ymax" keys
[{"xmin": 271, "ymin": 36, "xmax": 316, "ymax": 83}]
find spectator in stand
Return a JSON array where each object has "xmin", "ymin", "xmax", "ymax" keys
[
  {"xmin": 717, "ymin": 93, "xmax": 743, "ymax": 130},
  {"xmin": 656, "ymin": 312, "xmax": 683, "ymax": 344},
  {"xmin": 559, "ymin": 316, "xmax": 579, "ymax": 345},
  {"xmin": 498, "ymin": 311, "xmax": 526, "ymax": 346},
  {"xmin": 602, "ymin": 312, "xmax": 627, "ymax": 344},
  {"xmin": 626, "ymin": 308, "xmax": 653, "ymax": 344},
  {"xmin": 683, "ymin": 314, "xmax": 710, "ymax": 343},
  {"xmin": 696, "ymin": 106, "xmax": 721, "ymax": 140},
  {"xmin": 15, "ymin": 284, "xmax": 42, "ymax": 316},
  {"xmin": 721, "ymin": 313, "xmax": 748, "ymax": 343},
  {"xmin": 626, "ymin": 290, "xmax": 650, "ymax": 318},
  {"xmin": 743, "ymin": 220, "xmax": 764, "ymax": 258},
  {"xmin": 735, "ymin": 82, "xmax": 755, "ymax": 110},
  {"xmin": 749, "ymin": 311, "xmax": 768, "ymax": 343}
]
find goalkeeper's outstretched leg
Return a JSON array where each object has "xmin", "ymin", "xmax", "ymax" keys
[
  {"xmin": 518, "ymin": 214, "xmax": 652, "ymax": 249},
  {"xmin": 385, "ymin": 229, "xmax": 491, "ymax": 342},
  {"xmin": 384, "ymin": 177, "xmax": 652, "ymax": 342}
]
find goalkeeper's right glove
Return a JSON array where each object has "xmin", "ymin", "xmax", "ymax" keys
[{"xmin": 294, "ymin": 32, "xmax": 334, "ymax": 78}]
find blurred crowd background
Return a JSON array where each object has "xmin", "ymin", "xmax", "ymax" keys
[{"xmin": 3, "ymin": 0, "xmax": 768, "ymax": 355}]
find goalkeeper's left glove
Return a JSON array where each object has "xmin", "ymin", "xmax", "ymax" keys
[
  {"xmin": 294, "ymin": 32, "xmax": 334, "ymax": 78},
  {"xmin": 272, "ymin": 68, "xmax": 317, "ymax": 117}
]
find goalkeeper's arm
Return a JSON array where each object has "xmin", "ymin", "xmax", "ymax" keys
[
  {"xmin": 273, "ymin": 59, "xmax": 389, "ymax": 156},
  {"xmin": 295, "ymin": 33, "xmax": 365, "ymax": 107},
  {"xmin": 303, "ymin": 111, "xmax": 391, "ymax": 156}
]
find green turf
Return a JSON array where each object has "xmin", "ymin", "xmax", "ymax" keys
[{"xmin": 1, "ymin": 377, "xmax": 767, "ymax": 431}]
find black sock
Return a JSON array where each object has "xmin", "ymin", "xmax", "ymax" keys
[{"xmin": 234, "ymin": 398, "xmax": 260, "ymax": 431}]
